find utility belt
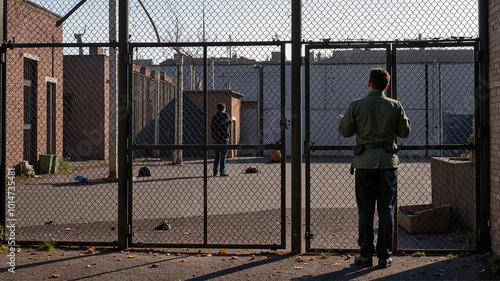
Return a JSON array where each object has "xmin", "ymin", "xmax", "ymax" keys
[
  {"xmin": 350, "ymin": 142, "xmax": 398, "ymax": 175},
  {"xmin": 353, "ymin": 142, "xmax": 398, "ymax": 155}
]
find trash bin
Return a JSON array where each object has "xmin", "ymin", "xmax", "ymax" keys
[
  {"xmin": 51, "ymin": 155, "xmax": 61, "ymax": 174},
  {"xmin": 39, "ymin": 154, "xmax": 54, "ymax": 174}
]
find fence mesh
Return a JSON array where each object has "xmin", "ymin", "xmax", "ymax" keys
[
  {"xmin": 306, "ymin": 44, "xmax": 477, "ymax": 251},
  {"xmin": 4, "ymin": 0, "xmax": 480, "ymax": 250}
]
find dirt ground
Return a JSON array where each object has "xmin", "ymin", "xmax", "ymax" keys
[{"xmin": 1, "ymin": 246, "xmax": 499, "ymax": 281}]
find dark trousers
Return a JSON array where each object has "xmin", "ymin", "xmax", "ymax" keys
[
  {"xmin": 355, "ymin": 168, "xmax": 397, "ymax": 259},
  {"xmin": 213, "ymin": 140, "xmax": 228, "ymax": 175}
]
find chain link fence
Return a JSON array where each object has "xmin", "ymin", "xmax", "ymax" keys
[
  {"xmin": 3, "ymin": 0, "xmax": 480, "ymax": 251},
  {"xmin": 305, "ymin": 42, "xmax": 478, "ymax": 252}
]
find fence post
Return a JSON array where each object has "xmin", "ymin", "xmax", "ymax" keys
[
  {"xmin": 291, "ymin": 0, "xmax": 303, "ymax": 254},
  {"xmin": 118, "ymin": 0, "xmax": 131, "ymax": 250},
  {"xmin": 477, "ymin": 0, "xmax": 491, "ymax": 253},
  {"xmin": 108, "ymin": 0, "xmax": 118, "ymax": 178}
]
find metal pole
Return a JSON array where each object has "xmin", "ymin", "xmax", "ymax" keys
[
  {"xmin": 173, "ymin": 53, "xmax": 184, "ymax": 164},
  {"xmin": 478, "ymin": 0, "xmax": 490, "ymax": 252},
  {"xmin": 259, "ymin": 65, "xmax": 264, "ymax": 153},
  {"xmin": 291, "ymin": 0, "xmax": 302, "ymax": 254},
  {"xmin": 108, "ymin": 0, "xmax": 118, "ymax": 178},
  {"xmin": 154, "ymin": 71, "xmax": 159, "ymax": 155},
  {"xmin": 118, "ymin": 0, "xmax": 131, "ymax": 250}
]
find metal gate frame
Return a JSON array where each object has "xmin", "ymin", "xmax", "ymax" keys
[
  {"xmin": 304, "ymin": 40, "xmax": 483, "ymax": 254},
  {"xmin": 128, "ymin": 42, "xmax": 288, "ymax": 250}
]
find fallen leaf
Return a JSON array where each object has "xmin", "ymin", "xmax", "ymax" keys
[
  {"xmin": 85, "ymin": 265, "xmax": 92, "ymax": 268},
  {"xmin": 84, "ymin": 258, "xmax": 88, "ymax": 261},
  {"xmin": 65, "ymin": 228, "xmax": 71, "ymax": 231},
  {"xmin": 97, "ymin": 220, "xmax": 102, "ymax": 223},
  {"xmin": 331, "ymin": 263, "xmax": 342, "ymax": 266},
  {"xmin": 128, "ymin": 255, "xmax": 135, "ymax": 258},
  {"xmin": 219, "ymin": 249, "xmax": 228, "ymax": 255},
  {"xmin": 117, "ymin": 258, "xmax": 122, "ymax": 261},
  {"xmin": 15, "ymin": 248, "xmax": 21, "ymax": 253},
  {"xmin": 346, "ymin": 255, "xmax": 352, "ymax": 259},
  {"xmin": 307, "ymin": 257, "xmax": 314, "ymax": 261},
  {"xmin": 250, "ymin": 255, "xmax": 256, "ymax": 260},
  {"xmin": 296, "ymin": 257, "xmax": 305, "ymax": 262},
  {"xmin": 51, "ymin": 274, "xmax": 61, "ymax": 278},
  {"xmin": 231, "ymin": 256, "xmax": 238, "ymax": 259},
  {"xmin": 176, "ymin": 252, "xmax": 181, "ymax": 256},
  {"xmin": 294, "ymin": 266, "xmax": 302, "ymax": 270},
  {"xmin": 181, "ymin": 258, "xmax": 186, "ymax": 262},
  {"xmin": 152, "ymin": 263, "xmax": 159, "ymax": 267},
  {"xmin": 82, "ymin": 247, "xmax": 97, "ymax": 254},
  {"xmin": 91, "ymin": 262, "xmax": 97, "ymax": 265}
]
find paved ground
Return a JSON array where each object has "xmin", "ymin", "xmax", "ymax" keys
[
  {"xmin": 1, "ymin": 246, "xmax": 499, "ymax": 280},
  {"xmin": 3, "ymin": 157, "xmax": 484, "ymax": 280}
]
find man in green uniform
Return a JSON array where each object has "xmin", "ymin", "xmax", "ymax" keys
[{"xmin": 337, "ymin": 68, "xmax": 411, "ymax": 268}]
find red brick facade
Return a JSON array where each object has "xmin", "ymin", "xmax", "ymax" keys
[
  {"xmin": 490, "ymin": 0, "xmax": 500, "ymax": 254},
  {"xmin": 6, "ymin": 0, "xmax": 63, "ymax": 169}
]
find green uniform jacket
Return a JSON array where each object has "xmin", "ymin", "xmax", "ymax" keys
[{"xmin": 339, "ymin": 91, "xmax": 411, "ymax": 169}]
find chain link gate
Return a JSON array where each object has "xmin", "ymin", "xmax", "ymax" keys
[
  {"xmin": 129, "ymin": 43, "xmax": 287, "ymax": 249},
  {"xmin": 305, "ymin": 41, "xmax": 479, "ymax": 253}
]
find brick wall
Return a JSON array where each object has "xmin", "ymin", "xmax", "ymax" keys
[
  {"xmin": 6, "ymin": 0, "xmax": 63, "ymax": 170},
  {"xmin": 490, "ymin": 0, "xmax": 500, "ymax": 254}
]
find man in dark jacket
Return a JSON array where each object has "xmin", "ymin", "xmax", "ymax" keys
[
  {"xmin": 337, "ymin": 68, "xmax": 411, "ymax": 268},
  {"xmin": 211, "ymin": 103, "xmax": 231, "ymax": 177}
]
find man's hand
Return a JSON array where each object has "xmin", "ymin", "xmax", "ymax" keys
[{"xmin": 336, "ymin": 114, "xmax": 344, "ymax": 123}]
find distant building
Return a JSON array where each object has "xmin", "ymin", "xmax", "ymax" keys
[{"xmin": 64, "ymin": 48, "xmax": 174, "ymax": 160}]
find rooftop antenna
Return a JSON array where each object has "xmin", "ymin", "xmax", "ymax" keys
[{"xmin": 74, "ymin": 26, "xmax": 86, "ymax": 55}]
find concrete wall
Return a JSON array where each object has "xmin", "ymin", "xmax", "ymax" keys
[
  {"xmin": 489, "ymin": 0, "xmax": 500, "ymax": 254},
  {"xmin": 6, "ymin": 0, "xmax": 63, "ymax": 169},
  {"xmin": 152, "ymin": 53, "xmax": 475, "ymax": 156}
]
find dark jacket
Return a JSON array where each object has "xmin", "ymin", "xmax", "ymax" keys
[{"xmin": 211, "ymin": 111, "xmax": 231, "ymax": 141}]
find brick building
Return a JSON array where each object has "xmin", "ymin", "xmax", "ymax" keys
[
  {"xmin": 6, "ymin": 0, "xmax": 63, "ymax": 170},
  {"xmin": 489, "ymin": 0, "xmax": 500, "ymax": 254},
  {"xmin": 64, "ymin": 49, "xmax": 174, "ymax": 160}
]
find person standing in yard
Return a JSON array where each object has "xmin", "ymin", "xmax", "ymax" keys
[
  {"xmin": 337, "ymin": 68, "xmax": 411, "ymax": 268},
  {"xmin": 211, "ymin": 103, "xmax": 231, "ymax": 177}
]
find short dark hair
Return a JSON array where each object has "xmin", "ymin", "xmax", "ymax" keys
[
  {"xmin": 369, "ymin": 68, "xmax": 390, "ymax": 91},
  {"xmin": 217, "ymin": 103, "xmax": 226, "ymax": 111}
]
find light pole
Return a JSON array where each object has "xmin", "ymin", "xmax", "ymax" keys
[{"xmin": 253, "ymin": 64, "xmax": 264, "ymax": 155}]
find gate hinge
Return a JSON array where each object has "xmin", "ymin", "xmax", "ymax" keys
[
  {"xmin": 476, "ymin": 50, "xmax": 483, "ymax": 63},
  {"xmin": 123, "ymin": 54, "xmax": 132, "ymax": 65},
  {"xmin": 306, "ymin": 142, "xmax": 316, "ymax": 152},
  {"xmin": 305, "ymin": 232, "xmax": 314, "ymax": 239}
]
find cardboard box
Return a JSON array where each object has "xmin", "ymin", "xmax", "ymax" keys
[{"xmin": 398, "ymin": 204, "xmax": 451, "ymax": 234}]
